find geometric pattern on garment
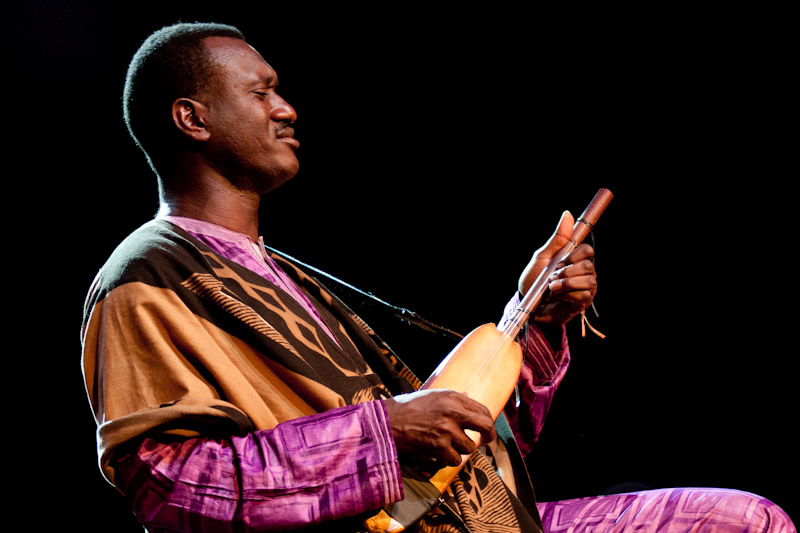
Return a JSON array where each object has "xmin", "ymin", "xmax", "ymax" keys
[
  {"xmin": 185, "ymin": 264, "xmax": 365, "ymax": 379},
  {"xmin": 116, "ymin": 402, "xmax": 403, "ymax": 530},
  {"xmin": 451, "ymin": 449, "xmax": 521, "ymax": 533},
  {"xmin": 183, "ymin": 272, "xmax": 307, "ymax": 361},
  {"xmin": 537, "ymin": 487, "xmax": 797, "ymax": 533},
  {"xmin": 183, "ymin": 253, "xmax": 358, "ymax": 376},
  {"xmin": 181, "ymin": 268, "xmax": 394, "ymax": 410},
  {"xmin": 233, "ymin": 402, "xmax": 403, "ymax": 528},
  {"xmin": 268, "ymin": 250, "xmax": 424, "ymax": 392}
]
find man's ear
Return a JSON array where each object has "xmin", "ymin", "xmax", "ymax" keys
[{"xmin": 171, "ymin": 98, "xmax": 211, "ymax": 142}]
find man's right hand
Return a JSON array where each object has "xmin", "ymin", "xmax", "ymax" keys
[{"xmin": 383, "ymin": 389, "xmax": 496, "ymax": 472}]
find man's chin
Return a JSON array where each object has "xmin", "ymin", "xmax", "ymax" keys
[{"xmin": 259, "ymin": 165, "xmax": 300, "ymax": 195}]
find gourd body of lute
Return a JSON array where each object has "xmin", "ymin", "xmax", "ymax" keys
[
  {"xmin": 418, "ymin": 323, "xmax": 523, "ymax": 493},
  {"xmin": 421, "ymin": 323, "xmax": 522, "ymax": 419}
]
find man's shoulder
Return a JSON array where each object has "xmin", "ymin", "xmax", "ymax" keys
[{"xmin": 94, "ymin": 220, "xmax": 200, "ymax": 292}]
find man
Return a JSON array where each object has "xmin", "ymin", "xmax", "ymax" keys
[{"xmin": 81, "ymin": 22, "xmax": 794, "ymax": 532}]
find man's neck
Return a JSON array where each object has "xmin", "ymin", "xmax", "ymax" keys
[
  {"xmin": 156, "ymin": 159, "xmax": 268, "ymax": 242},
  {"xmin": 158, "ymin": 189, "xmax": 261, "ymax": 243}
]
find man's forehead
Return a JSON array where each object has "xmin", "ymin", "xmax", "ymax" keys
[{"xmin": 203, "ymin": 36, "xmax": 275, "ymax": 83}]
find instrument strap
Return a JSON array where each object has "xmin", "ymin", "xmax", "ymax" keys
[
  {"xmin": 264, "ymin": 245, "xmax": 464, "ymax": 341},
  {"xmin": 495, "ymin": 414, "xmax": 543, "ymax": 530}
]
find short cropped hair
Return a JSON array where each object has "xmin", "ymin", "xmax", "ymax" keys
[{"xmin": 122, "ymin": 22, "xmax": 246, "ymax": 172}]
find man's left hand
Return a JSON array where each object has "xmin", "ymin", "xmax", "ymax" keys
[{"xmin": 518, "ymin": 210, "xmax": 598, "ymax": 327}]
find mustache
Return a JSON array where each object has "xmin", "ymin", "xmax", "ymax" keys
[{"xmin": 275, "ymin": 120, "xmax": 295, "ymax": 136}]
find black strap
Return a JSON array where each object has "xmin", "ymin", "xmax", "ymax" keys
[
  {"xmin": 264, "ymin": 245, "xmax": 464, "ymax": 341},
  {"xmin": 496, "ymin": 414, "xmax": 543, "ymax": 531}
]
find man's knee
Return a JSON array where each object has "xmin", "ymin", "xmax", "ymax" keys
[{"xmin": 673, "ymin": 488, "xmax": 794, "ymax": 532}]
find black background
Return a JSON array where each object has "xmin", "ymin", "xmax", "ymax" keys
[{"xmin": 6, "ymin": 2, "xmax": 796, "ymax": 529}]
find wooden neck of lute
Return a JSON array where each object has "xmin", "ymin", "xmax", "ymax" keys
[{"xmin": 499, "ymin": 187, "xmax": 613, "ymax": 338}]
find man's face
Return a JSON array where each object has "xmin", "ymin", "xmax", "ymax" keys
[{"xmin": 199, "ymin": 37, "xmax": 300, "ymax": 194}]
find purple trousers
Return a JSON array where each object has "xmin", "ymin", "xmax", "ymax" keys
[{"xmin": 537, "ymin": 487, "xmax": 795, "ymax": 532}]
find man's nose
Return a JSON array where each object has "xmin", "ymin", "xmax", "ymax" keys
[{"xmin": 271, "ymin": 94, "xmax": 297, "ymax": 124}]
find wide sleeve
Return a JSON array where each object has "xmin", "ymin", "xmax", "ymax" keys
[
  {"xmin": 499, "ymin": 293, "xmax": 571, "ymax": 457},
  {"xmin": 114, "ymin": 401, "xmax": 403, "ymax": 531}
]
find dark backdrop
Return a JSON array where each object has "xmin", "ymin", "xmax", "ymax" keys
[{"xmin": 6, "ymin": 2, "xmax": 795, "ymax": 530}]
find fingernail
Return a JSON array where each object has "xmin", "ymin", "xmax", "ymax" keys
[{"xmin": 549, "ymin": 279, "xmax": 562, "ymax": 292}]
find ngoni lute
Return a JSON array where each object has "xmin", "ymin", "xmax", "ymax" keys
[{"xmin": 364, "ymin": 188, "xmax": 614, "ymax": 533}]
